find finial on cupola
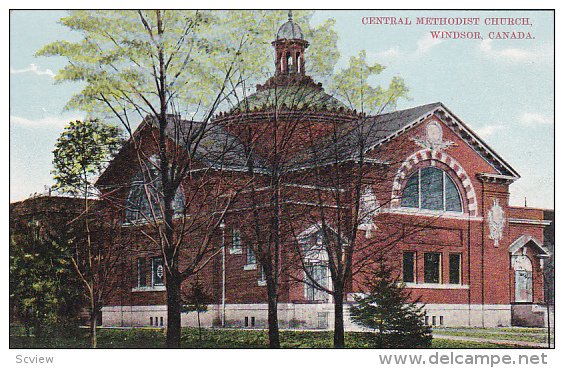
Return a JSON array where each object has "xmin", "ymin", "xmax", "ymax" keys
[{"xmin": 288, "ymin": 10, "xmax": 293, "ymax": 21}]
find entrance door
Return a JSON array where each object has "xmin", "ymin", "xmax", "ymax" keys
[
  {"xmin": 515, "ymin": 270, "xmax": 533, "ymax": 302},
  {"xmin": 513, "ymin": 255, "xmax": 533, "ymax": 303}
]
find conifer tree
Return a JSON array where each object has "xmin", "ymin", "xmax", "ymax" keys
[{"xmin": 350, "ymin": 260, "xmax": 432, "ymax": 348}]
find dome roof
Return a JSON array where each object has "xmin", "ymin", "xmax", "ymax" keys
[
  {"xmin": 276, "ymin": 19, "xmax": 304, "ymax": 40},
  {"xmin": 231, "ymin": 84, "xmax": 346, "ymax": 113}
]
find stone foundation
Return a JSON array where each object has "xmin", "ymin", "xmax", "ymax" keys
[
  {"xmin": 102, "ymin": 302, "xmax": 517, "ymax": 329},
  {"xmin": 511, "ymin": 304, "xmax": 548, "ymax": 327}
]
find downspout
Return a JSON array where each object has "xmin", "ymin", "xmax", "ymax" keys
[
  {"xmin": 467, "ymin": 211, "xmax": 471, "ymax": 326},
  {"xmin": 481, "ymin": 180, "xmax": 485, "ymax": 328},
  {"xmin": 220, "ymin": 221, "xmax": 226, "ymax": 327}
]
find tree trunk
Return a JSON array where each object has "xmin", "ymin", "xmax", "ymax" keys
[
  {"xmin": 197, "ymin": 310, "xmax": 202, "ymax": 341},
  {"xmin": 266, "ymin": 278, "xmax": 280, "ymax": 348},
  {"xmin": 333, "ymin": 286, "xmax": 345, "ymax": 348},
  {"xmin": 90, "ymin": 310, "xmax": 98, "ymax": 348},
  {"xmin": 166, "ymin": 277, "xmax": 182, "ymax": 348}
]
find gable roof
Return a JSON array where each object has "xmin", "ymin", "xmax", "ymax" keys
[
  {"xmin": 288, "ymin": 102, "xmax": 520, "ymax": 178},
  {"xmin": 161, "ymin": 118, "xmax": 267, "ymax": 170},
  {"xmin": 509, "ymin": 234, "xmax": 551, "ymax": 257}
]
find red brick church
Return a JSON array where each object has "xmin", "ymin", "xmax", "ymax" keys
[{"xmin": 96, "ymin": 15, "xmax": 551, "ymax": 329}]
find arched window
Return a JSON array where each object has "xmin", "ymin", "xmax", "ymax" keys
[
  {"xmin": 286, "ymin": 52, "xmax": 293, "ymax": 73},
  {"xmin": 125, "ymin": 168, "xmax": 185, "ymax": 223},
  {"xmin": 401, "ymin": 167, "xmax": 462, "ymax": 212}
]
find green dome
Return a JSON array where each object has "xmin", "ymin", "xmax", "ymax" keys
[{"xmin": 232, "ymin": 85, "xmax": 347, "ymax": 113}]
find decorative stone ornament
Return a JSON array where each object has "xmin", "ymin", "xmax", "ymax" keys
[
  {"xmin": 156, "ymin": 265, "xmax": 164, "ymax": 279},
  {"xmin": 412, "ymin": 121, "xmax": 455, "ymax": 152},
  {"xmin": 488, "ymin": 198, "xmax": 505, "ymax": 247},
  {"xmin": 358, "ymin": 186, "xmax": 379, "ymax": 238}
]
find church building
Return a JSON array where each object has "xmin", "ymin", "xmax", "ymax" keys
[{"xmin": 97, "ymin": 14, "xmax": 551, "ymax": 329}]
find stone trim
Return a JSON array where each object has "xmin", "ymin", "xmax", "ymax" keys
[
  {"xmin": 391, "ymin": 149, "xmax": 478, "ymax": 216},
  {"xmin": 403, "ymin": 283, "xmax": 469, "ymax": 290},
  {"xmin": 508, "ymin": 218, "xmax": 552, "ymax": 226},
  {"xmin": 131, "ymin": 286, "xmax": 166, "ymax": 292}
]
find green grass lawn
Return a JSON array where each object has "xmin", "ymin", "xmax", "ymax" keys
[
  {"xmin": 432, "ymin": 327, "xmax": 549, "ymax": 344},
  {"xmin": 10, "ymin": 326, "xmax": 521, "ymax": 349}
]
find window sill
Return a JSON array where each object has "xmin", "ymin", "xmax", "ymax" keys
[
  {"xmin": 403, "ymin": 283, "xmax": 469, "ymax": 290},
  {"xmin": 229, "ymin": 248, "xmax": 242, "ymax": 255},
  {"xmin": 386, "ymin": 207, "xmax": 467, "ymax": 218},
  {"xmin": 122, "ymin": 214, "xmax": 185, "ymax": 227},
  {"xmin": 244, "ymin": 264, "xmax": 257, "ymax": 270},
  {"xmin": 132, "ymin": 286, "xmax": 166, "ymax": 292},
  {"xmin": 257, "ymin": 280, "xmax": 266, "ymax": 286}
]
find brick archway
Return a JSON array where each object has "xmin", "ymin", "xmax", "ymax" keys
[{"xmin": 390, "ymin": 149, "xmax": 478, "ymax": 216}]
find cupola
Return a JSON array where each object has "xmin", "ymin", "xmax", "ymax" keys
[{"xmin": 273, "ymin": 11, "xmax": 309, "ymax": 76}]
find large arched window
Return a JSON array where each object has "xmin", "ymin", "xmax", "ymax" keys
[
  {"xmin": 401, "ymin": 167, "xmax": 462, "ymax": 212},
  {"xmin": 125, "ymin": 169, "xmax": 185, "ymax": 223}
]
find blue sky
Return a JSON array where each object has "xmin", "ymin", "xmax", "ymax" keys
[{"xmin": 10, "ymin": 10, "xmax": 554, "ymax": 209}]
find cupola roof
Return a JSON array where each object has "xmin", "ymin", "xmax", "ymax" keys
[{"xmin": 276, "ymin": 11, "xmax": 304, "ymax": 40}]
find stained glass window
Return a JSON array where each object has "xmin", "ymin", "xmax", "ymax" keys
[
  {"xmin": 125, "ymin": 169, "xmax": 185, "ymax": 223},
  {"xmin": 401, "ymin": 167, "xmax": 462, "ymax": 212}
]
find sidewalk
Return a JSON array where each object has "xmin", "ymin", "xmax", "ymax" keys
[{"xmin": 433, "ymin": 334, "xmax": 553, "ymax": 348}]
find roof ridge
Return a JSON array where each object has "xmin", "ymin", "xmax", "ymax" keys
[{"xmin": 366, "ymin": 102, "xmax": 443, "ymax": 119}]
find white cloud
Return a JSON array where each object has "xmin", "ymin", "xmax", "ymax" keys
[
  {"xmin": 10, "ymin": 115, "xmax": 81, "ymax": 128},
  {"xmin": 378, "ymin": 46, "xmax": 401, "ymax": 59},
  {"xmin": 474, "ymin": 124, "xmax": 504, "ymax": 138},
  {"xmin": 10, "ymin": 63, "xmax": 56, "ymax": 78},
  {"xmin": 479, "ymin": 39, "xmax": 551, "ymax": 63},
  {"xmin": 519, "ymin": 112, "xmax": 553, "ymax": 126},
  {"xmin": 416, "ymin": 34, "xmax": 443, "ymax": 55}
]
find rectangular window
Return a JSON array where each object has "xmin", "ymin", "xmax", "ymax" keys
[
  {"xmin": 432, "ymin": 316, "xmax": 437, "ymax": 326},
  {"xmin": 137, "ymin": 258, "xmax": 147, "ymax": 287},
  {"xmin": 251, "ymin": 317, "xmax": 256, "ymax": 327},
  {"xmin": 305, "ymin": 265, "xmax": 329, "ymax": 301},
  {"xmin": 246, "ymin": 246, "xmax": 256, "ymax": 265},
  {"xmin": 232, "ymin": 229, "xmax": 242, "ymax": 253},
  {"xmin": 152, "ymin": 257, "xmax": 164, "ymax": 286},
  {"xmin": 402, "ymin": 252, "xmax": 416, "ymax": 283},
  {"xmin": 244, "ymin": 317, "xmax": 249, "ymax": 327},
  {"xmin": 439, "ymin": 316, "xmax": 444, "ymax": 325},
  {"xmin": 449, "ymin": 253, "xmax": 461, "ymax": 284},
  {"xmin": 424, "ymin": 253, "xmax": 441, "ymax": 283},
  {"xmin": 259, "ymin": 266, "xmax": 266, "ymax": 282}
]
